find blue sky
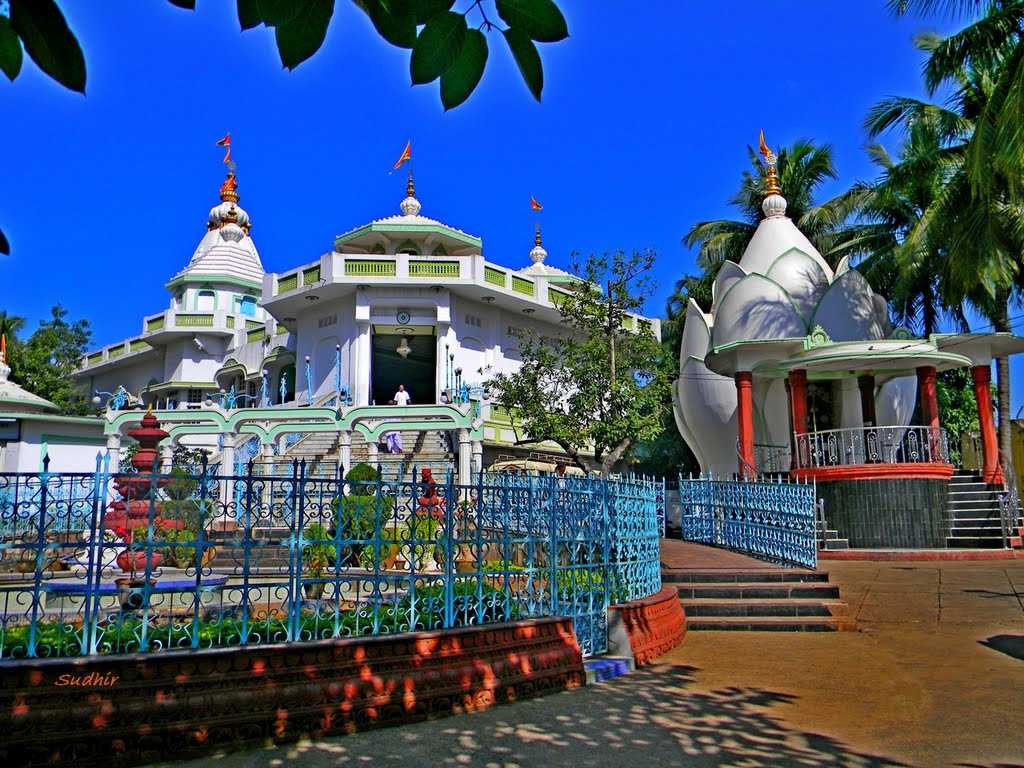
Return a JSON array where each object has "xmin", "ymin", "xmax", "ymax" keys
[{"xmin": 8, "ymin": 2, "xmax": 1015, "ymax": 404}]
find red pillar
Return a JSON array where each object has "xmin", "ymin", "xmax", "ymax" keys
[
  {"xmin": 788, "ymin": 369, "xmax": 808, "ymax": 470},
  {"xmin": 972, "ymin": 365, "xmax": 1003, "ymax": 485},
  {"xmin": 735, "ymin": 371, "xmax": 756, "ymax": 479},
  {"xmin": 916, "ymin": 366, "xmax": 939, "ymax": 429}
]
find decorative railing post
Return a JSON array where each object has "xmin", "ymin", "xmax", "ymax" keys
[
  {"xmin": 287, "ymin": 459, "xmax": 304, "ymax": 641},
  {"xmin": 443, "ymin": 472, "xmax": 456, "ymax": 629},
  {"xmin": 80, "ymin": 451, "xmax": 109, "ymax": 656}
]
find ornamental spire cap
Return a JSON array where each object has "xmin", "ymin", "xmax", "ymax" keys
[
  {"xmin": 529, "ymin": 223, "xmax": 547, "ymax": 265},
  {"xmin": 220, "ymin": 172, "xmax": 240, "ymax": 203},
  {"xmin": 758, "ymin": 130, "xmax": 787, "ymax": 218},
  {"xmin": 400, "ymin": 170, "xmax": 421, "ymax": 216}
]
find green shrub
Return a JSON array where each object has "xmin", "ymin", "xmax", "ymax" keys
[{"xmin": 302, "ymin": 522, "xmax": 334, "ymax": 576}]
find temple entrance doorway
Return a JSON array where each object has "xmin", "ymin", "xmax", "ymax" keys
[{"xmin": 371, "ymin": 326, "xmax": 436, "ymax": 406}]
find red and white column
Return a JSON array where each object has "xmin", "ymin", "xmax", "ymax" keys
[
  {"xmin": 788, "ymin": 369, "xmax": 808, "ymax": 469},
  {"xmin": 735, "ymin": 371, "xmax": 756, "ymax": 479},
  {"xmin": 971, "ymin": 365, "xmax": 1003, "ymax": 485},
  {"xmin": 916, "ymin": 366, "xmax": 942, "ymax": 463}
]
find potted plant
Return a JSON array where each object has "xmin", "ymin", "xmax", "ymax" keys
[
  {"xmin": 330, "ymin": 463, "xmax": 393, "ymax": 565},
  {"xmin": 114, "ymin": 526, "xmax": 159, "ymax": 611},
  {"xmin": 162, "ymin": 526, "xmax": 217, "ymax": 569},
  {"xmin": 358, "ymin": 523, "xmax": 404, "ymax": 571},
  {"xmin": 301, "ymin": 522, "xmax": 333, "ymax": 600}
]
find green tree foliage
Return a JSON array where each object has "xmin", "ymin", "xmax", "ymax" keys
[
  {"xmin": 936, "ymin": 367, "xmax": 981, "ymax": 465},
  {"xmin": 486, "ymin": 250, "xmax": 673, "ymax": 477},
  {"xmin": 3, "ymin": 305, "xmax": 92, "ymax": 415}
]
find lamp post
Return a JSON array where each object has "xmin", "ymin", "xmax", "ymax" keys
[
  {"xmin": 260, "ymin": 369, "xmax": 269, "ymax": 407},
  {"xmin": 305, "ymin": 355, "xmax": 313, "ymax": 406},
  {"xmin": 335, "ymin": 344, "xmax": 342, "ymax": 403}
]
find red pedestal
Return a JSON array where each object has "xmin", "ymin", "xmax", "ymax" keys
[
  {"xmin": 735, "ymin": 372, "xmax": 755, "ymax": 479},
  {"xmin": 971, "ymin": 365, "xmax": 1003, "ymax": 485}
]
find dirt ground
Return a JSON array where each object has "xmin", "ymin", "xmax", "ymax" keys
[{"xmin": 150, "ymin": 558, "xmax": 1024, "ymax": 768}]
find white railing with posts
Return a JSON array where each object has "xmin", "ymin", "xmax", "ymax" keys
[{"xmin": 794, "ymin": 426, "xmax": 949, "ymax": 468}]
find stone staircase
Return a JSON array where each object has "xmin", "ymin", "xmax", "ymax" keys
[
  {"xmin": 664, "ymin": 568, "xmax": 855, "ymax": 631},
  {"xmin": 945, "ymin": 470, "xmax": 1019, "ymax": 549},
  {"xmin": 282, "ymin": 428, "xmax": 456, "ymax": 482},
  {"xmin": 816, "ymin": 520, "xmax": 849, "ymax": 551}
]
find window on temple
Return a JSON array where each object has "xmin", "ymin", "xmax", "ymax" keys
[
  {"xmin": 196, "ymin": 290, "xmax": 215, "ymax": 312},
  {"xmin": 239, "ymin": 296, "xmax": 257, "ymax": 316},
  {"xmin": 187, "ymin": 388, "xmax": 203, "ymax": 405}
]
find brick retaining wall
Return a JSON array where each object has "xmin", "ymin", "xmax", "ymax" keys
[{"xmin": 0, "ymin": 618, "xmax": 584, "ymax": 768}]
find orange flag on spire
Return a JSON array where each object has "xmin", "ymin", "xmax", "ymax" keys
[
  {"xmin": 216, "ymin": 133, "xmax": 231, "ymax": 165},
  {"xmin": 530, "ymin": 196, "xmax": 543, "ymax": 211},
  {"xmin": 393, "ymin": 141, "xmax": 412, "ymax": 170}
]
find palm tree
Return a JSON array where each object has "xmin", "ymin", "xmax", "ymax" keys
[
  {"xmin": 891, "ymin": 1, "xmax": 1024, "ymax": 194},
  {"xmin": 864, "ymin": 43, "xmax": 1024, "ymax": 465},
  {"xmin": 683, "ymin": 139, "xmax": 862, "ymax": 270},
  {"xmin": 846, "ymin": 125, "xmax": 970, "ymax": 336}
]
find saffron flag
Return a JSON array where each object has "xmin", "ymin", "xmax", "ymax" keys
[
  {"xmin": 530, "ymin": 196, "xmax": 543, "ymax": 211},
  {"xmin": 216, "ymin": 133, "xmax": 232, "ymax": 165},
  {"xmin": 393, "ymin": 141, "xmax": 412, "ymax": 170}
]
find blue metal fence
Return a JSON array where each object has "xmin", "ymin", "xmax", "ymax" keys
[
  {"xmin": 0, "ymin": 459, "xmax": 661, "ymax": 660},
  {"xmin": 678, "ymin": 475, "xmax": 817, "ymax": 568}
]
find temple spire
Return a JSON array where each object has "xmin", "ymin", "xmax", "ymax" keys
[
  {"xmin": 758, "ymin": 130, "xmax": 787, "ymax": 218},
  {"xmin": 400, "ymin": 169, "xmax": 421, "ymax": 216},
  {"xmin": 220, "ymin": 171, "xmax": 239, "ymax": 203}
]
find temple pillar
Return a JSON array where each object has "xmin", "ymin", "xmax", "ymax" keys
[
  {"xmin": 916, "ymin": 366, "xmax": 940, "ymax": 429},
  {"xmin": 735, "ymin": 372, "xmax": 756, "ymax": 479},
  {"xmin": 471, "ymin": 439, "xmax": 484, "ymax": 477},
  {"xmin": 972, "ymin": 365, "xmax": 1003, "ymax": 484},
  {"xmin": 458, "ymin": 428, "xmax": 472, "ymax": 486},
  {"xmin": 337, "ymin": 430, "xmax": 352, "ymax": 476},
  {"xmin": 354, "ymin": 320, "xmax": 372, "ymax": 406},
  {"xmin": 159, "ymin": 442, "xmax": 173, "ymax": 472},
  {"xmin": 788, "ymin": 370, "xmax": 807, "ymax": 469},
  {"xmin": 839, "ymin": 379, "xmax": 863, "ymax": 429},
  {"xmin": 857, "ymin": 374, "xmax": 877, "ymax": 427},
  {"xmin": 220, "ymin": 433, "xmax": 236, "ymax": 507},
  {"xmin": 106, "ymin": 433, "xmax": 121, "ymax": 475}
]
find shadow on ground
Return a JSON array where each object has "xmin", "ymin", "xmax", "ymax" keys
[
  {"xmin": 979, "ymin": 634, "xmax": 1024, "ymax": 662},
  {"xmin": 171, "ymin": 665, "xmax": 906, "ymax": 768}
]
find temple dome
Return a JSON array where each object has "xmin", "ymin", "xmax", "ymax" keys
[
  {"xmin": 0, "ymin": 346, "xmax": 57, "ymax": 413},
  {"xmin": 171, "ymin": 173, "xmax": 264, "ymax": 285}
]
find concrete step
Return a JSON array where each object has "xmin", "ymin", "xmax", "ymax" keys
[
  {"xmin": 681, "ymin": 598, "xmax": 848, "ymax": 618},
  {"xmin": 675, "ymin": 582, "xmax": 841, "ymax": 600},
  {"xmin": 821, "ymin": 538, "xmax": 850, "ymax": 550},
  {"xmin": 661, "ymin": 569, "xmax": 830, "ymax": 584},
  {"xmin": 685, "ymin": 615, "xmax": 855, "ymax": 632}
]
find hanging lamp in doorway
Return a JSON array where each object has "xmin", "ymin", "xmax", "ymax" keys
[{"xmin": 396, "ymin": 337, "xmax": 412, "ymax": 359}]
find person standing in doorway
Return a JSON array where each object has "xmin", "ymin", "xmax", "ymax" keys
[{"xmin": 393, "ymin": 384, "xmax": 411, "ymax": 406}]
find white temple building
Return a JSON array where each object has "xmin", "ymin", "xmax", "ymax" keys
[{"xmin": 74, "ymin": 172, "xmax": 659, "ymax": 477}]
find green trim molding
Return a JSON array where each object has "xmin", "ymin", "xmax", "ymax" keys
[
  {"xmin": 334, "ymin": 222, "xmax": 482, "ymax": 250},
  {"xmin": 40, "ymin": 433, "xmax": 107, "ymax": 446},
  {"xmin": 165, "ymin": 274, "xmax": 262, "ymax": 293}
]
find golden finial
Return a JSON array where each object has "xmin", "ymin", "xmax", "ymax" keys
[
  {"xmin": 758, "ymin": 130, "xmax": 781, "ymax": 198},
  {"xmin": 406, "ymin": 171, "xmax": 415, "ymax": 198},
  {"xmin": 220, "ymin": 172, "xmax": 239, "ymax": 203},
  {"xmin": 535, "ymin": 223, "xmax": 542, "ymax": 246},
  {"xmin": 0, "ymin": 334, "xmax": 6, "ymax": 365}
]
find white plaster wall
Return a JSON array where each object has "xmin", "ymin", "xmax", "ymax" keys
[
  {"xmin": 19, "ymin": 420, "xmax": 105, "ymax": 473},
  {"xmin": 88, "ymin": 357, "xmax": 165, "ymax": 400}
]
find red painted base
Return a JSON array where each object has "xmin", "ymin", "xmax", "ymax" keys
[
  {"xmin": 792, "ymin": 463, "xmax": 954, "ymax": 482},
  {"xmin": 0, "ymin": 618, "xmax": 585, "ymax": 767},
  {"xmin": 820, "ymin": 549, "xmax": 1020, "ymax": 561},
  {"xmin": 610, "ymin": 586, "xmax": 686, "ymax": 667}
]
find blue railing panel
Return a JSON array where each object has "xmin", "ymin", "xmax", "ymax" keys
[
  {"xmin": 678, "ymin": 476, "xmax": 817, "ymax": 568},
  {"xmin": 0, "ymin": 463, "xmax": 661, "ymax": 660}
]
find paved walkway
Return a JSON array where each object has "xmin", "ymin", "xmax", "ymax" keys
[
  {"xmin": 661, "ymin": 538, "xmax": 797, "ymax": 571},
  {"xmin": 149, "ymin": 554, "xmax": 1024, "ymax": 768}
]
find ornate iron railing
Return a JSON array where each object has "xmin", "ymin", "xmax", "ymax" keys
[
  {"xmin": 0, "ymin": 458, "xmax": 660, "ymax": 660},
  {"xmin": 793, "ymin": 426, "xmax": 949, "ymax": 468},
  {"xmin": 754, "ymin": 442, "xmax": 790, "ymax": 474},
  {"xmin": 678, "ymin": 476, "xmax": 817, "ymax": 568}
]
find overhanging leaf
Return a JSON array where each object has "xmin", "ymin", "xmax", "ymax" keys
[
  {"xmin": 255, "ymin": 0, "xmax": 305, "ymax": 26},
  {"xmin": 0, "ymin": 228, "xmax": 8, "ymax": 255},
  {"xmin": 0, "ymin": 17, "xmax": 23, "ymax": 82},
  {"xmin": 414, "ymin": 0, "xmax": 455, "ymax": 25},
  {"xmin": 358, "ymin": 0, "xmax": 417, "ymax": 49},
  {"xmin": 410, "ymin": 11, "xmax": 466, "ymax": 85},
  {"xmin": 496, "ymin": 0, "xmax": 568, "ymax": 43},
  {"xmin": 237, "ymin": 0, "xmax": 262, "ymax": 30},
  {"xmin": 166, "ymin": 0, "xmax": 197, "ymax": 9},
  {"xmin": 10, "ymin": 0, "xmax": 86, "ymax": 93},
  {"xmin": 503, "ymin": 27, "xmax": 542, "ymax": 101},
  {"xmin": 440, "ymin": 28, "xmax": 487, "ymax": 110},
  {"xmin": 275, "ymin": 0, "xmax": 335, "ymax": 70}
]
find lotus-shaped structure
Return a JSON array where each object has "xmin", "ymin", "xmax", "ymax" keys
[{"xmin": 671, "ymin": 145, "xmax": 1020, "ymax": 484}]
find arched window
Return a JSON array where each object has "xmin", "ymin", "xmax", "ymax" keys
[
  {"xmin": 239, "ymin": 296, "xmax": 257, "ymax": 316},
  {"xmin": 396, "ymin": 240, "xmax": 419, "ymax": 256},
  {"xmin": 278, "ymin": 364, "xmax": 296, "ymax": 404},
  {"xmin": 196, "ymin": 290, "xmax": 216, "ymax": 312},
  {"xmin": 431, "ymin": 243, "xmax": 448, "ymax": 256}
]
